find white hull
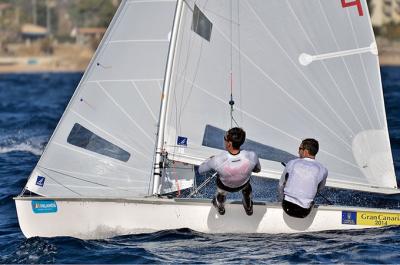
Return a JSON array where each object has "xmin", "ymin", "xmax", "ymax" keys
[{"xmin": 15, "ymin": 197, "xmax": 400, "ymax": 239}]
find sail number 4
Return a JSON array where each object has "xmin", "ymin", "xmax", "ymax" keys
[{"xmin": 341, "ymin": 0, "xmax": 364, "ymax": 16}]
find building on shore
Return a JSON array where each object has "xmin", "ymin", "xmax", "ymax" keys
[
  {"xmin": 21, "ymin": 24, "xmax": 48, "ymax": 41},
  {"xmin": 71, "ymin": 27, "xmax": 106, "ymax": 49},
  {"xmin": 371, "ymin": 0, "xmax": 400, "ymax": 26}
]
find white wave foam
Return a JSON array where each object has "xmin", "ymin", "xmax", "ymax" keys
[{"xmin": 0, "ymin": 143, "xmax": 43, "ymax": 156}]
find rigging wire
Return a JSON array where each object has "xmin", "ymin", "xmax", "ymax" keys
[
  {"xmin": 228, "ymin": 0, "xmax": 240, "ymax": 129},
  {"xmin": 229, "ymin": 0, "xmax": 234, "ymax": 128},
  {"xmin": 189, "ymin": 172, "xmax": 217, "ymax": 198}
]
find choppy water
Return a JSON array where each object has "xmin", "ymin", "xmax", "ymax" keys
[{"xmin": 0, "ymin": 70, "xmax": 399, "ymax": 264}]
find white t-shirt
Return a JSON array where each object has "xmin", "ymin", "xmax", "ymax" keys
[
  {"xmin": 198, "ymin": 150, "xmax": 261, "ymax": 188},
  {"xmin": 278, "ymin": 158, "xmax": 328, "ymax": 208}
]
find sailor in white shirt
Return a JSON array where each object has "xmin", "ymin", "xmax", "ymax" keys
[
  {"xmin": 278, "ymin": 138, "xmax": 328, "ymax": 218},
  {"xmin": 199, "ymin": 127, "xmax": 261, "ymax": 216}
]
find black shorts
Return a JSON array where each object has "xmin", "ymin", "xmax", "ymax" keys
[
  {"xmin": 282, "ymin": 199, "xmax": 312, "ymax": 218},
  {"xmin": 216, "ymin": 177, "xmax": 251, "ymax": 193}
]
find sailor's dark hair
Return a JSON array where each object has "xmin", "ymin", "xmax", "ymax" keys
[
  {"xmin": 301, "ymin": 138, "xmax": 319, "ymax": 156},
  {"xmin": 226, "ymin": 127, "xmax": 246, "ymax": 149}
]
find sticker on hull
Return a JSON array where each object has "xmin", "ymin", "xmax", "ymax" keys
[
  {"xmin": 31, "ymin": 200, "xmax": 58, "ymax": 214},
  {"xmin": 342, "ymin": 211, "xmax": 400, "ymax": 226}
]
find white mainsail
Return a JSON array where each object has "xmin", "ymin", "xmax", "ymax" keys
[
  {"xmin": 24, "ymin": 0, "xmax": 194, "ymax": 197},
  {"xmin": 163, "ymin": 0, "xmax": 398, "ymax": 194}
]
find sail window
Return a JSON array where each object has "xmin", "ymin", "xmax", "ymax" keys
[
  {"xmin": 192, "ymin": 5, "xmax": 212, "ymax": 41},
  {"xmin": 67, "ymin": 123, "xmax": 130, "ymax": 162},
  {"xmin": 202, "ymin": 125, "xmax": 297, "ymax": 163}
]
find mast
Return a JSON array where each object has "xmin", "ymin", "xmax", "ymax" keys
[{"xmin": 152, "ymin": 0, "xmax": 184, "ymax": 195}]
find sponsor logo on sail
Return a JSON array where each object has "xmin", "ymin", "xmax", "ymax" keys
[
  {"xmin": 35, "ymin": 176, "xmax": 45, "ymax": 187},
  {"xmin": 31, "ymin": 200, "xmax": 58, "ymax": 214},
  {"xmin": 177, "ymin": 136, "xmax": 188, "ymax": 146}
]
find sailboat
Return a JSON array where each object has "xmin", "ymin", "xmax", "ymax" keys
[{"xmin": 15, "ymin": 0, "xmax": 400, "ymax": 239}]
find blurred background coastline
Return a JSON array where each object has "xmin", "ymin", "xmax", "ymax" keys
[
  {"xmin": 0, "ymin": 0, "xmax": 120, "ymax": 73},
  {"xmin": 1, "ymin": 0, "xmax": 400, "ymax": 73}
]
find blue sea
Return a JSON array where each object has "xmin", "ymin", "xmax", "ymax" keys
[{"xmin": 0, "ymin": 69, "xmax": 399, "ymax": 264}]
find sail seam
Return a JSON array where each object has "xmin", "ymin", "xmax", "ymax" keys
[
  {"xmin": 39, "ymin": 166, "xmax": 149, "ymax": 184},
  {"xmin": 93, "ymin": 0, "xmax": 130, "ymax": 75},
  {"xmin": 43, "ymin": 183, "xmax": 147, "ymax": 191},
  {"xmin": 178, "ymin": 76, "xmax": 360, "ymax": 170},
  {"xmin": 179, "ymin": 75, "xmax": 299, "ymax": 141},
  {"xmin": 242, "ymin": 0, "xmax": 353, "ymax": 150},
  {"xmin": 343, "ymin": 6, "xmax": 375, "ymax": 129},
  {"xmin": 343, "ymin": 5, "xmax": 383, "ymax": 128},
  {"xmin": 213, "ymin": 19, "xmax": 353, "ymax": 151},
  {"xmin": 291, "ymin": 0, "xmax": 365, "ymax": 133},
  {"xmin": 283, "ymin": 0, "xmax": 358, "ymax": 137},
  {"xmin": 38, "ymin": 169, "xmax": 82, "ymax": 196},
  {"xmin": 130, "ymin": 81, "xmax": 158, "ymax": 121},
  {"xmin": 97, "ymin": 82, "xmax": 156, "ymax": 143},
  {"xmin": 317, "ymin": 0, "xmax": 373, "ymax": 131},
  {"xmin": 157, "ymin": 80, "xmax": 163, "ymax": 92},
  {"xmin": 39, "ymin": 166, "xmax": 144, "ymax": 193}
]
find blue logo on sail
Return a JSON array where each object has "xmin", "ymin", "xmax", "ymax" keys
[
  {"xmin": 177, "ymin": 136, "xmax": 188, "ymax": 146},
  {"xmin": 35, "ymin": 176, "xmax": 45, "ymax": 187},
  {"xmin": 31, "ymin": 200, "xmax": 58, "ymax": 214},
  {"xmin": 342, "ymin": 211, "xmax": 357, "ymax": 225}
]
